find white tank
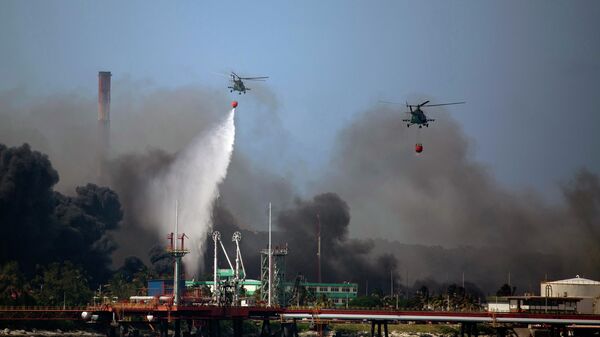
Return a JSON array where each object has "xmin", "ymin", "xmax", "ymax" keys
[{"xmin": 541, "ymin": 276, "xmax": 600, "ymax": 314}]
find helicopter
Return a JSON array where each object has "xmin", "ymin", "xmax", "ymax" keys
[
  {"xmin": 381, "ymin": 100, "xmax": 465, "ymax": 128},
  {"xmin": 228, "ymin": 72, "xmax": 268, "ymax": 94}
]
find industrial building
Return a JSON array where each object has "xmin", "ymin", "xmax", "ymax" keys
[
  {"xmin": 541, "ymin": 276, "xmax": 600, "ymax": 314},
  {"xmin": 488, "ymin": 276, "xmax": 600, "ymax": 314},
  {"xmin": 140, "ymin": 222, "xmax": 360, "ymax": 308},
  {"xmin": 294, "ymin": 281, "xmax": 359, "ymax": 307}
]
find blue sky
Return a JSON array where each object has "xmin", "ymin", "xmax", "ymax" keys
[{"xmin": 1, "ymin": 0, "xmax": 599, "ymax": 199}]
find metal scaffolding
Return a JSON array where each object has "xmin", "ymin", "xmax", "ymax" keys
[{"xmin": 260, "ymin": 245, "xmax": 288, "ymax": 306}]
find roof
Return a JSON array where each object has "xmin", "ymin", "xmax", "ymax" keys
[
  {"xmin": 507, "ymin": 296, "xmax": 583, "ymax": 300},
  {"xmin": 301, "ymin": 282, "xmax": 358, "ymax": 287},
  {"xmin": 186, "ymin": 279, "xmax": 261, "ymax": 287},
  {"xmin": 543, "ymin": 276, "xmax": 600, "ymax": 285}
]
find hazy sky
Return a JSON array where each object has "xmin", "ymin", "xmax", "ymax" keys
[{"xmin": 1, "ymin": 0, "xmax": 599, "ymax": 199}]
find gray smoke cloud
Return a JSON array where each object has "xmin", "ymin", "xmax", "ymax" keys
[
  {"xmin": 314, "ymin": 105, "xmax": 600, "ymax": 293},
  {"xmin": 0, "ymin": 84, "xmax": 231, "ymax": 268},
  {"xmin": 3, "ymin": 83, "xmax": 600, "ymax": 294},
  {"xmin": 203, "ymin": 194, "xmax": 399, "ymax": 294},
  {"xmin": 0, "ymin": 84, "xmax": 229, "ymax": 191}
]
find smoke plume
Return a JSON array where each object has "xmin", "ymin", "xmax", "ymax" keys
[
  {"xmin": 0, "ymin": 143, "xmax": 122, "ymax": 283},
  {"xmin": 315, "ymin": 106, "xmax": 600, "ymax": 292},
  {"xmin": 202, "ymin": 193, "xmax": 398, "ymax": 294},
  {"xmin": 3, "ymin": 83, "xmax": 600, "ymax": 294}
]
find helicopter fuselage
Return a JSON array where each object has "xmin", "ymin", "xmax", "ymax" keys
[
  {"xmin": 411, "ymin": 109, "xmax": 428, "ymax": 124},
  {"xmin": 403, "ymin": 108, "xmax": 433, "ymax": 127},
  {"xmin": 229, "ymin": 79, "xmax": 248, "ymax": 94}
]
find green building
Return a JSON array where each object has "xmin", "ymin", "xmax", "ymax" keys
[{"xmin": 286, "ymin": 281, "xmax": 359, "ymax": 307}]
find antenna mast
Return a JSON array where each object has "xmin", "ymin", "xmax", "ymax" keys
[
  {"xmin": 316, "ymin": 214, "xmax": 322, "ymax": 283},
  {"xmin": 268, "ymin": 202, "xmax": 272, "ymax": 307},
  {"xmin": 212, "ymin": 231, "xmax": 221, "ymax": 305}
]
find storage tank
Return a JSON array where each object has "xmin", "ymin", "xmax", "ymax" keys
[{"xmin": 541, "ymin": 276, "xmax": 600, "ymax": 314}]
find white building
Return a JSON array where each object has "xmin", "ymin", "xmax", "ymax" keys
[{"xmin": 540, "ymin": 276, "xmax": 600, "ymax": 314}]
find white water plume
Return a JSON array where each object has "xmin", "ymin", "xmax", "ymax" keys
[{"xmin": 148, "ymin": 108, "xmax": 236, "ymax": 276}]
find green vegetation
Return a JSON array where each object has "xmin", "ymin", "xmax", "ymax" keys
[
  {"xmin": 0, "ymin": 257, "xmax": 158, "ymax": 306},
  {"xmin": 32, "ymin": 262, "xmax": 93, "ymax": 306}
]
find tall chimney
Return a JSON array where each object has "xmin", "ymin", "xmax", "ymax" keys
[
  {"xmin": 98, "ymin": 71, "xmax": 111, "ymax": 126},
  {"xmin": 97, "ymin": 71, "xmax": 111, "ymax": 179}
]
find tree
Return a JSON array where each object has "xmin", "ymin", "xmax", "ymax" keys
[
  {"xmin": 496, "ymin": 283, "xmax": 515, "ymax": 297},
  {"xmin": 106, "ymin": 257, "xmax": 149, "ymax": 300},
  {"xmin": 348, "ymin": 295, "xmax": 382, "ymax": 308},
  {"xmin": 32, "ymin": 262, "xmax": 93, "ymax": 306},
  {"xmin": 0, "ymin": 262, "xmax": 35, "ymax": 305}
]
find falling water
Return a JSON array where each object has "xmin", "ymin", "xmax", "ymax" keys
[{"xmin": 148, "ymin": 108, "xmax": 236, "ymax": 276}]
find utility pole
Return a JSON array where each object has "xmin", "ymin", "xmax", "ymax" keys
[
  {"xmin": 390, "ymin": 269, "xmax": 394, "ymax": 296},
  {"xmin": 212, "ymin": 231, "xmax": 221, "ymax": 305},
  {"xmin": 174, "ymin": 200, "xmax": 179, "ymax": 306},
  {"xmin": 268, "ymin": 202, "xmax": 272, "ymax": 307},
  {"xmin": 316, "ymin": 214, "xmax": 321, "ymax": 283},
  {"xmin": 405, "ymin": 269, "xmax": 409, "ymax": 299}
]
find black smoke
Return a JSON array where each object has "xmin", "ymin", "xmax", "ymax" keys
[
  {"xmin": 107, "ymin": 149, "xmax": 175, "ymax": 263},
  {"xmin": 201, "ymin": 193, "xmax": 398, "ymax": 293},
  {"xmin": 276, "ymin": 193, "xmax": 397, "ymax": 290},
  {"xmin": 316, "ymin": 106, "xmax": 600, "ymax": 293},
  {"xmin": 0, "ymin": 143, "xmax": 122, "ymax": 283},
  {"xmin": 0, "ymin": 143, "xmax": 59, "ymax": 269}
]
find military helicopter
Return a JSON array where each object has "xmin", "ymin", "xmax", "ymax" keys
[
  {"xmin": 381, "ymin": 100, "xmax": 465, "ymax": 128},
  {"xmin": 228, "ymin": 72, "xmax": 268, "ymax": 94}
]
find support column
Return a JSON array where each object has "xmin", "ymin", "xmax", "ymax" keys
[
  {"xmin": 174, "ymin": 320, "xmax": 181, "ymax": 337},
  {"xmin": 384, "ymin": 321, "xmax": 389, "ymax": 337},
  {"xmin": 233, "ymin": 319, "xmax": 243, "ymax": 337},
  {"xmin": 160, "ymin": 321, "xmax": 169, "ymax": 337},
  {"xmin": 209, "ymin": 320, "xmax": 220, "ymax": 337},
  {"xmin": 293, "ymin": 321, "xmax": 299, "ymax": 337},
  {"xmin": 377, "ymin": 322, "xmax": 382, "ymax": 337},
  {"xmin": 460, "ymin": 323, "xmax": 465, "ymax": 337},
  {"xmin": 119, "ymin": 324, "xmax": 128, "ymax": 337},
  {"xmin": 107, "ymin": 326, "xmax": 117, "ymax": 337},
  {"xmin": 261, "ymin": 319, "xmax": 271, "ymax": 337},
  {"xmin": 370, "ymin": 321, "xmax": 375, "ymax": 337}
]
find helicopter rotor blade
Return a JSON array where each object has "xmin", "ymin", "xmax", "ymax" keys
[
  {"xmin": 418, "ymin": 100, "xmax": 430, "ymax": 107},
  {"xmin": 240, "ymin": 76, "xmax": 269, "ymax": 81},
  {"xmin": 422, "ymin": 101, "xmax": 466, "ymax": 107},
  {"xmin": 211, "ymin": 71, "xmax": 232, "ymax": 78}
]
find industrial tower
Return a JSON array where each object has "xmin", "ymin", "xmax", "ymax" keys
[
  {"xmin": 260, "ymin": 245, "xmax": 288, "ymax": 306},
  {"xmin": 97, "ymin": 71, "xmax": 111, "ymax": 180},
  {"xmin": 167, "ymin": 201, "xmax": 189, "ymax": 306}
]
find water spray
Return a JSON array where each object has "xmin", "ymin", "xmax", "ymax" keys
[{"xmin": 147, "ymin": 102, "xmax": 237, "ymax": 277}]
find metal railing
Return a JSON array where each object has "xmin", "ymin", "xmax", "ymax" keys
[{"xmin": 0, "ymin": 306, "xmax": 87, "ymax": 311}]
